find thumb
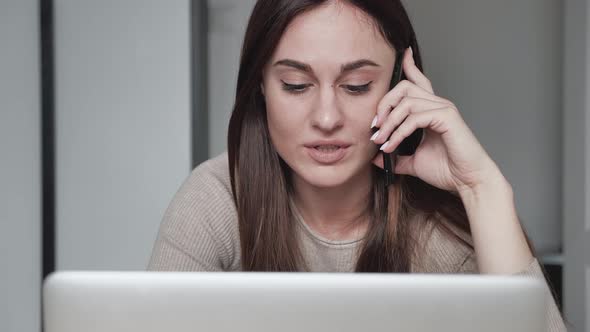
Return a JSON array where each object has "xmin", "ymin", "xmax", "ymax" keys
[{"xmin": 394, "ymin": 155, "xmax": 416, "ymax": 176}]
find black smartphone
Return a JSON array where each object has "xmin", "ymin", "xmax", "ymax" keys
[{"xmin": 374, "ymin": 49, "xmax": 424, "ymax": 185}]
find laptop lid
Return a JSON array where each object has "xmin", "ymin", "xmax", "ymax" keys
[{"xmin": 43, "ymin": 271, "xmax": 546, "ymax": 332}]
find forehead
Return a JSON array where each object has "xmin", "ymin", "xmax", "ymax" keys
[{"xmin": 270, "ymin": 2, "xmax": 395, "ymax": 65}]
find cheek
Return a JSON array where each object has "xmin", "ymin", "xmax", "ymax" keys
[
  {"xmin": 265, "ymin": 95, "xmax": 307, "ymax": 146},
  {"xmin": 342, "ymin": 96, "xmax": 382, "ymax": 136}
]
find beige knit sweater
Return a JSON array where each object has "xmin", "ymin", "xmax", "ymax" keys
[{"xmin": 148, "ymin": 152, "xmax": 566, "ymax": 331}]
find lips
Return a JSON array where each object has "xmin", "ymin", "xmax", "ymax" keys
[
  {"xmin": 304, "ymin": 141, "xmax": 351, "ymax": 164},
  {"xmin": 314, "ymin": 145, "xmax": 341, "ymax": 151},
  {"xmin": 304, "ymin": 140, "xmax": 351, "ymax": 149}
]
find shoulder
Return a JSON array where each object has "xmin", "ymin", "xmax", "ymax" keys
[
  {"xmin": 188, "ymin": 151, "xmax": 232, "ymax": 194},
  {"xmin": 158, "ymin": 151, "xmax": 241, "ymax": 270},
  {"xmin": 168, "ymin": 151, "xmax": 234, "ymax": 220},
  {"xmin": 411, "ymin": 212, "xmax": 477, "ymax": 274}
]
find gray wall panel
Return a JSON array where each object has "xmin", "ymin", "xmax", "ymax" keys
[
  {"xmin": 208, "ymin": 0, "xmax": 256, "ymax": 156},
  {"xmin": 403, "ymin": 0, "xmax": 563, "ymax": 254},
  {"xmin": 0, "ymin": 0, "xmax": 41, "ymax": 331},
  {"xmin": 54, "ymin": 0, "xmax": 191, "ymax": 270},
  {"xmin": 563, "ymin": 0, "xmax": 589, "ymax": 330}
]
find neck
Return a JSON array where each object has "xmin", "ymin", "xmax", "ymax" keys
[{"xmin": 291, "ymin": 166, "xmax": 373, "ymax": 239}]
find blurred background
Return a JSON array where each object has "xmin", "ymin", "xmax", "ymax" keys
[{"xmin": 1, "ymin": 0, "xmax": 588, "ymax": 331}]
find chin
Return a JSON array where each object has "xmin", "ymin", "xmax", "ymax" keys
[
  {"xmin": 306, "ymin": 176, "xmax": 349, "ymax": 188},
  {"xmin": 296, "ymin": 165, "xmax": 356, "ymax": 189}
]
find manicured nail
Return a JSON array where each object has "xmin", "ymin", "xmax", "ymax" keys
[
  {"xmin": 370, "ymin": 131, "xmax": 379, "ymax": 141},
  {"xmin": 409, "ymin": 46, "xmax": 413, "ymax": 56},
  {"xmin": 380, "ymin": 141, "xmax": 390, "ymax": 151},
  {"xmin": 370, "ymin": 115, "xmax": 378, "ymax": 128}
]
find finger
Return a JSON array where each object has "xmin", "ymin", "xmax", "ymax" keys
[
  {"xmin": 403, "ymin": 47, "xmax": 434, "ymax": 93},
  {"xmin": 374, "ymin": 80, "xmax": 450, "ymax": 128},
  {"xmin": 380, "ymin": 107, "xmax": 453, "ymax": 153},
  {"xmin": 371, "ymin": 97, "xmax": 448, "ymax": 145}
]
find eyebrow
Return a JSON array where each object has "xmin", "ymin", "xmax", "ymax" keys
[{"xmin": 272, "ymin": 58, "xmax": 380, "ymax": 74}]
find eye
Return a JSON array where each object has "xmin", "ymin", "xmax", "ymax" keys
[
  {"xmin": 281, "ymin": 80, "xmax": 312, "ymax": 94},
  {"xmin": 342, "ymin": 81, "xmax": 373, "ymax": 95}
]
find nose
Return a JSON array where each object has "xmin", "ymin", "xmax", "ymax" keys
[{"xmin": 310, "ymin": 86, "xmax": 344, "ymax": 134}]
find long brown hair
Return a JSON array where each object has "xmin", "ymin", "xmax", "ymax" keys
[{"xmin": 228, "ymin": 0, "xmax": 477, "ymax": 272}]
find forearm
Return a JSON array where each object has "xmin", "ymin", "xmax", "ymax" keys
[{"xmin": 458, "ymin": 169, "xmax": 533, "ymax": 274}]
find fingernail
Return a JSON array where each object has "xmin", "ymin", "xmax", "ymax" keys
[
  {"xmin": 380, "ymin": 141, "xmax": 390, "ymax": 151},
  {"xmin": 409, "ymin": 46, "xmax": 413, "ymax": 56},
  {"xmin": 370, "ymin": 131, "xmax": 379, "ymax": 141},
  {"xmin": 370, "ymin": 115, "xmax": 378, "ymax": 128}
]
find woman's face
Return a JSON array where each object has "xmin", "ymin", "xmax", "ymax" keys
[{"xmin": 261, "ymin": 2, "xmax": 396, "ymax": 189}]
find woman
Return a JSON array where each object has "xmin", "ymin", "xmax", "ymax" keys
[{"xmin": 149, "ymin": 0, "xmax": 565, "ymax": 330}]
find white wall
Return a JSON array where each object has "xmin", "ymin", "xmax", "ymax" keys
[
  {"xmin": 54, "ymin": 0, "xmax": 191, "ymax": 270},
  {"xmin": 207, "ymin": 0, "xmax": 564, "ymax": 254},
  {"xmin": 0, "ymin": 1, "xmax": 41, "ymax": 331}
]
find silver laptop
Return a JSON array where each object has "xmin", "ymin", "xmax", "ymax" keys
[{"xmin": 43, "ymin": 271, "xmax": 546, "ymax": 332}]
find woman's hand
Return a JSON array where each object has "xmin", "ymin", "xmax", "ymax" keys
[
  {"xmin": 371, "ymin": 47, "xmax": 504, "ymax": 194},
  {"xmin": 371, "ymin": 49, "xmax": 537, "ymax": 276}
]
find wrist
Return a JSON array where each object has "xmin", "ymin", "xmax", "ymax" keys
[{"xmin": 458, "ymin": 169, "xmax": 513, "ymax": 206}]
